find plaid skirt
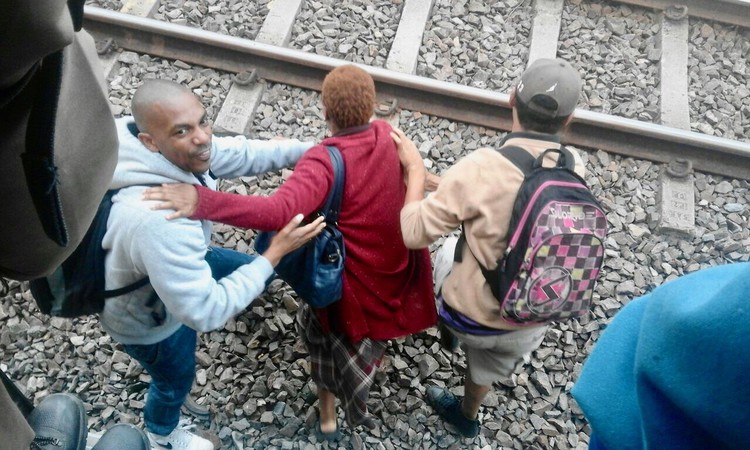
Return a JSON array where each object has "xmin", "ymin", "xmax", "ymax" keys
[{"xmin": 297, "ymin": 305, "xmax": 386, "ymax": 427}]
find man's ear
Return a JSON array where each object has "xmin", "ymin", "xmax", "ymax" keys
[{"xmin": 138, "ymin": 133, "xmax": 159, "ymax": 153}]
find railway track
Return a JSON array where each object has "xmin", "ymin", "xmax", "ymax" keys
[
  {"xmin": 82, "ymin": 0, "xmax": 750, "ymax": 179},
  {"xmin": 3, "ymin": 3, "xmax": 749, "ymax": 450}
]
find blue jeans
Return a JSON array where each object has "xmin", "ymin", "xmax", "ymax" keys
[{"xmin": 123, "ymin": 247, "xmax": 254, "ymax": 435}]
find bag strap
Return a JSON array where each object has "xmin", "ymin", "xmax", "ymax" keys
[
  {"xmin": 103, "ymin": 277, "xmax": 150, "ymax": 298},
  {"xmin": 499, "ymin": 145, "xmax": 576, "ymax": 173},
  {"xmin": 539, "ymin": 146, "xmax": 576, "ymax": 171},
  {"xmin": 498, "ymin": 145, "xmax": 536, "ymax": 174},
  {"xmin": 455, "ymin": 144, "xmax": 576, "ymax": 264},
  {"xmin": 101, "ymin": 187, "xmax": 150, "ymax": 298},
  {"xmin": 321, "ymin": 146, "xmax": 345, "ymax": 223},
  {"xmin": 455, "ymin": 145, "xmax": 533, "ymax": 264}
]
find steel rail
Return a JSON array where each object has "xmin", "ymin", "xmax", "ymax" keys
[
  {"xmin": 83, "ymin": 7, "xmax": 750, "ymax": 180},
  {"xmin": 610, "ymin": 0, "xmax": 750, "ymax": 28}
]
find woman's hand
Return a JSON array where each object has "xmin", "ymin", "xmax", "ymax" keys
[
  {"xmin": 143, "ymin": 184, "xmax": 199, "ymax": 220},
  {"xmin": 390, "ymin": 128, "xmax": 426, "ymax": 176},
  {"xmin": 391, "ymin": 128, "xmax": 428, "ymax": 204},
  {"xmin": 262, "ymin": 214, "xmax": 326, "ymax": 267}
]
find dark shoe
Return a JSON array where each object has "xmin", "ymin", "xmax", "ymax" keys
[
  {"xmin": 425, "ymin": 386, "xmax": 479, "ymax": 438},
  {"xmin": 181, "ymin": 395, "xmax": 211, "ymax": 421},
  {"xmin": 27, "ymin": 393, "xmax": 87, "ymax": 450},
  {"xmin": 438, "ymin": 322, "xmax": 459, "ymax": 352},
  {"xmin": 92, "ymin": 424, "xmax": 149, "ymax": 450},
  {"xmin": 314, "ymin": 422, "xmax": 341, "ymax": 442},
  {"xmin": 359, "ymin": 415, "xmax": 379, "ymax": 431}
]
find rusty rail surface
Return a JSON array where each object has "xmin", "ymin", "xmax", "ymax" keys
[{"xmin": 84, "ymin": 7, "xmax": 750, "ymax": 180}]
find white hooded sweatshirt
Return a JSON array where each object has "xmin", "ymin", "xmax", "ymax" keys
[{"xmin": 100, "ymin": 117, "xmax": 312, "ymax": 345}]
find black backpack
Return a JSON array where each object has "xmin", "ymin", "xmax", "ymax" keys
[
  {"xmin": 456, "ymin": 146, "xmax": 607, "ymax": 325},
  {"xmin": 29, "ymin": 189, "xmax": 150, "ymax": 317}
]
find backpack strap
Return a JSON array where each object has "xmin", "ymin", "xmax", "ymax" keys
[
  {"xmin": 455, "ymin": 145, "xmax": 534, "ymax": 264},
  {"xmin": 498, "ymin": 145, "xmax": 536, "ymax": 175},
  {"xmin": 101, "ymin": 187, "xmax": 150, "ymax": 298},
  {"xmin": 541, "ymin": 146, "xmax": 576, "ymax": 171},
  {"xmin": 500, "ymin": 145, "xmax": 577, "ymax": 173},
  {"xmin": 103, "ymin": 277, "xmax": 150, "ymax": 298},
  {"xmin": 454, "ymin": 144, "xmax": 575, "ymax": 265},
  {"xmin": 321, "ymin": 146, "xmax": 345, "ymax": 223}
]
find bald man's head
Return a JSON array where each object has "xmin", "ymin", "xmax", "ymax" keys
[
  {"xmin": 130, "ymin": 80, "xmax": 213, "ymax": 173},
  {"xmin": 131, "ymin": 80, "xmax": 195, "ymax": 133}
]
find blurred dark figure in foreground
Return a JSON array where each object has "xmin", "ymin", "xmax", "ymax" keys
[{"xmin": 1, "ymin": 1, "xmax": 121, "ymax": 448}]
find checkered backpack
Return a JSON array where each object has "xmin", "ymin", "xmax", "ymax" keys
[{"xmin": 462, "ymin": 146, "xmax": 607, "ymax": 326}]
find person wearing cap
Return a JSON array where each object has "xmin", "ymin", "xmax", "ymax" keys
[{"xmin": 392, "ymin": 58, "xmax": 586, "ymax": 438}]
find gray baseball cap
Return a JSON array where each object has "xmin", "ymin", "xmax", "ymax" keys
[{"xmin": 515, "ymin": 58, "xmax": 582, "ymax": 119}]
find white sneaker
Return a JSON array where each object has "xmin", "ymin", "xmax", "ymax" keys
[{"xmin": 147, "ymin": 419, "xmax": 213, "ymax": 450}]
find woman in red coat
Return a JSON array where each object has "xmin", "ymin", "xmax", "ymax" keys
[{"xmin": 144, "ymin": 65, "xmax": 437, "ymax": 438}]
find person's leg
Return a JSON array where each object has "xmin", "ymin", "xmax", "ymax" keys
[
  {"xmin": 462, "ymin": 376, "xmax": 491, "ymax": 420},
  {"xmin": 204, "ymin": 247, "xmax": 255, "ymax": 280},
  {"xmin": 122, "ymin": 325, "xmax": 197, "ymax": 436},
  {"xmin": 296, "ymin": 305, "xmax": 344, "ymax": 440},
  {"xmin": 317, "ymin": 389, "xmax": 337, "ymax": 433},
  {"xmin": 462, "ymin": 325, "xmax": 547, "ymax": 417},
  {"xmin": 428, "ymin": 326, "xmax": 547, "ymax": 438}
]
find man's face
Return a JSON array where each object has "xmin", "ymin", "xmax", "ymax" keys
[{"xmin": 139, "ymin": 92, "xmax": 213, "ymax": 173}]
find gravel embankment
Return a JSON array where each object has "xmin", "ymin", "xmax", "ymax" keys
[
  {"xmin": 688, "ymin": 19, "xmax": 750, "ymax": 142},
  {"xmin": 4, "ymin": 11, "xmax": 750, "ymax": 449},
  {"xmin": 558, "ymin": 0, "xmax": 660, "ymax": 121},
  {"xmin": 416, "ymin": 0, "xmax": 532, "ymax": 93}
]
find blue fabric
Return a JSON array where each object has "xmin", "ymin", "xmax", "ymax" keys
[
  {"xmin": 204, "ymin": 246, "xmax": 255, "ymax": 280},
  {"xmin": 123, "ymin": 247, "xmax": 253, "ymax": 435},
  {"xmin": 589, "ymin": 433, "xmax": 607, "ymax": 450},
  {"xmin": 124, "ymin": 324, "xmax": 197, "ymax": 435},
  {"xmin": 572, "ymin": 263, "xmax": 750, "ymax": 450}
]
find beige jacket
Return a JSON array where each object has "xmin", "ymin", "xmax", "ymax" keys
[{"xmin": 400, "ymin": 133, "xmax": 586, "ymax": 330}]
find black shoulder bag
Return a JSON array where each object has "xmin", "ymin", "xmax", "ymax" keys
[{"xmin": 254, "ymin": 146, "xmax": 346, "ymax": 308}]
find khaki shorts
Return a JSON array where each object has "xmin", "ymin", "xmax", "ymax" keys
[
  {"xmin": 433, "ymin": 236, "xmax": 548, "ymax": 385},
  {"xmin": 447, "ymin": 324, "xmax": 548, "ymax": 385}
]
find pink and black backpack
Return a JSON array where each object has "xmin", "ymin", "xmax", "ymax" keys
[{"xmin": 460, "ymin": 146, "xmax": 607, "ymax": 326}]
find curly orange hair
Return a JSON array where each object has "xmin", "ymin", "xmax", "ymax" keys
[{"xmin": 321, "ymin": 65, "xmax": 375, "ymax": 130}]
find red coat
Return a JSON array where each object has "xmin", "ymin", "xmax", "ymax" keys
[{"xmin": 193, "ymin": 121, "xmax": 437, "ymax": 342}]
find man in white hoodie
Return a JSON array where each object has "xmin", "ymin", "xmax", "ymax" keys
[{"xmin": 100, "ymin": 80, "xmax": 322, "ymax": 450}]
